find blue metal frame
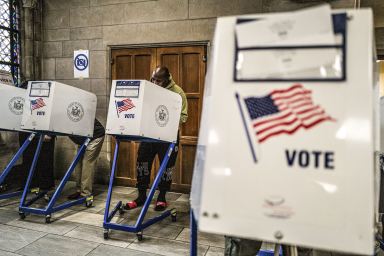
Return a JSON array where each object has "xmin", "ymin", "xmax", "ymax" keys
[
  {"xmin": 0, "ymin": 132, "xmax": 35, "ymax": 200},
  {"xmin": 103, "ymin": 136, "xmax": 176, "ymax": 236},
  {"xmin": 190, "ymin": 210, "xmax": 198, "ymax": 256},
  {"xmin": 18, "ymin": 134, "xmax": 91, "ymax": 220}
]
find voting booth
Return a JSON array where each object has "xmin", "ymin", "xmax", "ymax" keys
[
  {"xmin": 21, "ymin": 81, "xmax": 97, "ymax": 137},
  {"xmin": 0, "ymin": 84, "xmax": 26, "ymax": 132},
  {"xmin": 103, "ymin": 80, "xmax": 181, "ymax": 240},
  {"xmin": 0, "ymin": 84, "xmax": 32, "ymax": 200},
  {"xmin": 18, "ymin": 81, "xmax": 97, "ymax": 223},
  {"xmin": 106, "ymin": 80, "xmax": 182, "ymax": 142},
  {"xmin": 192, "ymin": 5, "xmax": 377, "ymax": 255}
]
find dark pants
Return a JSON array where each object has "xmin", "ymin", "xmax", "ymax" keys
[
  {"xmin": 225, "ymin": 237, "xmax": 262, "ymax": 256},
  {"xmin": 136, "ymin": 136, "xmax": 179, "ymax": 192},
  {"xmin": 17, "ymin": 132, "xmax": 55, "ymax": 190}
]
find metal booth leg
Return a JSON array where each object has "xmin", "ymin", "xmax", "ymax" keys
[
  {"xmin": 135, "ymin": 143, "xmax": 175, "ymax": 227},
  {"xmin": 18, "ymin": 133, "xmax": 44, "ymax": 218},
  {"xmin": 103, "ymin": 140, "xmax": 176, "ymax": 241},
  {"xmin": 0, "ymin": 133, "xmax": 35, "ymax": 200},
  {"xmin": 190, "ymin": 210, "xmax": 198, "ymax": 256},
  {"xmin": 103, "ymin": 137, "xmax": 120, "ymax": 239},
  {"xmin": 19, "ymin": 137, "xmax": 91, "ymax": 222}
]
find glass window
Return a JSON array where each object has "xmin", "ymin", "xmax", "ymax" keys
[{"xmin": 0, "ymin": 0, "xmax": 20, "ymax": 86}]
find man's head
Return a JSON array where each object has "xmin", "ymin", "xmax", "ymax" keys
[{"xmin": 151, "ymin": 66, "xmax": 171, "ymax": 88}]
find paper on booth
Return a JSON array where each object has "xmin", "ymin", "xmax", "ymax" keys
[
  {"xmin": 237, "ymin": 47, "xmax": 342, "ymax": 79},
  {"xmin": 235, "ymin": 4, "xmax": 340, "ymax": 79},
  {"xmin": 235, "ymin": 4, "xmax": 335, "ymax": 47}
]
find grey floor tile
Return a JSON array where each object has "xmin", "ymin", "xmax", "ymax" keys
[
  {"xmin": 142, "ymin": 222, "xmax": 184, "ymax": 240},
  {"xmin": 168, "ymin": 212, "xmax": 190, "ymax": 228},
  {"xmin": 176, "ymin": 228, "xmax": 225, "ymax": 248},
  {"xmin": 100, "ymin": 189, "xmax": 182, "ymax": 204},
  {"xmin": 7, "ymin": 216, "xmax": 79, "ymax": 235},
  {"xmin": 0, "ymin": 224, "xmax": 46, "ymax": 252},
  {"xmin": 0, "ymin": 209, "xmax": 19, "ymax": 224},
  {"xmin": 205, "ymin": 246, "xmax": 225, "ymax": 256},
  {"xmin": 70, "ymin": 199, "xmax": 106, "ymax": 213},
  {"xmin": 96, "ymin": 191, "xmax": 133, "ymax": 203},
  {"xmin": 16, "ymin": 234, "xmax": 99, "ymax": 256},
  {"xmin": 176, "ymin": 194, "xmax": 189, "ymax": 202},
  {"xmin": 164, "ymin": 192, "xmax": 182, "ymax": 202},
  {"xmin": 0, "ymin": 249, "xmax": 23, "ymax": 256},
  {"xmin": 0, "ymin": 199, "xmax": 20, "ymax": 211},
  {"xmin": 168, "ymin": 201, "xmax": 189, "ymax": 213},
  {"xmin": 61, "ymin": 211, "xmax": 122, "ymax": 227},
  {"xmin": 128, "ymin": 236, "xmax": 208, "ymax": 256},
  {"xmin": 127, "ymin": 190, "xmax": 182, "ymax": 202},
  {"xmin": 117, "ymin": 208, "xmax": 174, "ymax": 227},
  {"xmin": 87, "ymin": 244, "xmax": 161, "ymax": 256},
  {"xmin": 107, "ymin": 186, "xmax": 137, "ymax": 195},
  {"xmin": 65, "ymin": 224, "xmax": 134, "ymax": 248}
]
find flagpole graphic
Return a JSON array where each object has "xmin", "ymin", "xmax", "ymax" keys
[{"xmin": 236, "ymin": 93, "xmax": 258, "ymax": 163}]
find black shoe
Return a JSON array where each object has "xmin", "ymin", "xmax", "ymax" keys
[{"xmin": 154, "ymin": 201, "xmax": 168, "ymax": 211}]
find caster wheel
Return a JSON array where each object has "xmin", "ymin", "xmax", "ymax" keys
[
  {"xmin": 31, "ymin": 187, "xmax": 39, "ymax": 195},
  {"xmin": 85, "ymin": 196, "xmax": 93, "ymax": 208},
  {"xmin": 137, "ymin": 232, "xmax": 143, "ymax": 241},
  {"xmin": 43, "ymin": 194, "xmax": 50, "ymax": 202},
  {"xmin": 103, "ymin": 229, "xmax": 109, "ymax": 240},
  {"xmin": 0, "ymin": 184, "xmax": 7, "ymax": 192},
  {"xmin": 118, "ymin": 206, "xmax": 125, "ymax": 215},
  {"xmin": 19, "ymin": 212, "xmax": 25, "ymax": 220},
  {"xmin": 171, "ymin": 209, "xmax": 177, "ymax": 222},
  {"xmin": 45, "ymin": 215, "xmax": 51, "ymax": 224}
]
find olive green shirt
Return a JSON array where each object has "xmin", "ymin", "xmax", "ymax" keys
[{"xmin": 165, "ymin": 78, "xmax": 188, "ymax": 123}]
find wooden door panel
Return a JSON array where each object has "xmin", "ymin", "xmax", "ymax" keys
[
  {"xmin": 182, "ymin": 53, "xmax": 200, "ymax": 94},
  {"xmin": 159, "ymin": 54, "xmax": 180, "ymax": 84},
  {"xmin": 183, "ymin": 98, "xmax": 199, "ymax": 137},
  {"xmin": 116, "ymin": 56, "xmax": 132, "ymax": 78},
  {"xmin": 157, "ymin": 46, "xmax": 206, "ymax": 192},
  {"xmin": 134, "ymin": 55, "xmax": 152, "ymax": 79},
  {"xmin": 181, "ymin": 144, "xmax": 196, "ymax": 185},
  {"xmin": 112, "ymin": 45, "xmax": 206, "ymax": 192}
]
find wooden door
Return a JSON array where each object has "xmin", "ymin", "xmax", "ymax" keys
[{"xmin": 111, "ymin": 45, "xmax": 206, "ymax": 193}]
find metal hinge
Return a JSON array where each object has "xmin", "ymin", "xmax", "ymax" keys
[{"xmin": 202, "ymin": 55, "xmax": 207, "ymax": 62}]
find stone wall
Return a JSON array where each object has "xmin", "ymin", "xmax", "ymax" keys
[
  {"xmin": 41, "ymin": 0, "xmax": 361, "ymax": 184},
  {"xmin": 361, "ymin": 0, "xmax": 384, "ymax": 57}
]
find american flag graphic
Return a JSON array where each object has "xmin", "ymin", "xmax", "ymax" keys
[
  {"xmin": 30, "ymin": 98, "xmax": 46, "ymax": 111},
  {"xmin": 116, "ymin": 98, "xmax": 135, "ymax": 113},
  {"xmin": 242, "ymin": 84, "xmax": 334, "ymax": 144}
]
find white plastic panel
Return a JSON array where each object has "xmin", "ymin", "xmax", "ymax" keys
[
  {"xmin": 21, "ymin": 81, "xmax": 97, "ymax": 137},
  {"xmin": 193, "ymin": 9, "xmax": 376, "ymax": 255},
  {"xmin": 106, "ymin": 80, "xmax": 182, "ymax": 142},
  {"xmin": 0, "ymin": 84, "xmax": 26, "ymax": 132}
]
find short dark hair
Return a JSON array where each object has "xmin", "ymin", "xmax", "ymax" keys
[{"xmin": 153, "ymin": 66, "xmax": 170, "ymax": 80}]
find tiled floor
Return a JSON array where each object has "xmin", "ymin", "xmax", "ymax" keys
[
  {"xmin": 1, "ymin": 183, "xmax": 383, "ymax": 256},
  {"xmin": 0, "ymin": 183, "xmax": 224, "ymax": 256}
]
